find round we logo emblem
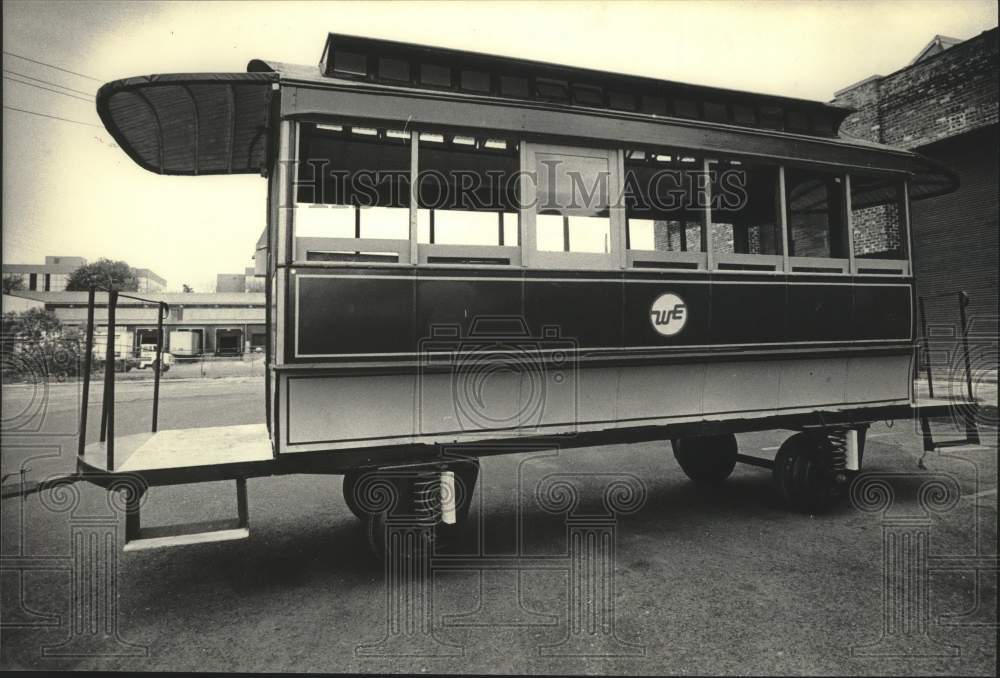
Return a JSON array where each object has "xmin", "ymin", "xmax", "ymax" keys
[{"xmin": 649, "ymin": 293, "xmax": 687, "ymax": 337}]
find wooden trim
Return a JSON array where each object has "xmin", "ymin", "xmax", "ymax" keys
[
  {"xmin": 626, "ymin": 250, "xmax": 707, "ymax": 270},
  {"xmin": 519, "ymin": 143, "xmax": 535, "ymax": 267},
  {"xmin": 844, "ymin": 173, "xmax": 857, "ymax": 275},
  {"xmin": 276, "ymin": 120, "xmax": 294, "ymax": 266},
  {"xmin": 902, "ymin": 179, "xmax": 914, "ymax": 272},
  {"xmin": 295, "ymin": 236, "xmax": 410, "ymax": 262},
  {"xmin": 418, "ymin": 243, "xmax": 520, "ymax": 266},
  {"xmin": 409, "ymin": 130, "xmax": 419, "ymax": 264},
  {"xmin": 778, "ymin": 165, "xmax": 790, "ymax": 272},
  {"xmin": 704, "ymin": 159, "xmax": 715, "ymax": 271},
  {"xmin": 611, "ymin": 148, "xmax": 627, "ymax": 269}
]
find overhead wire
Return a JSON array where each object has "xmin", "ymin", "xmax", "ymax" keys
[
  {"xmin": 2, "ymin": 68, "xmax": 95, "ymax": 97},
  {"xmin": 2, "ymin": 51, "xmax": 103, "ymax": 82},
  {"xmin": 2, "ymin": 105, "xmax": 101, "ymax": 128},
  {"xmin": 1, "ymin": 51, "xmax": 102, "ymax": 129},
  {"xmin": 3, "ymin": 74, "xmax": 94, "ymax": 102}
]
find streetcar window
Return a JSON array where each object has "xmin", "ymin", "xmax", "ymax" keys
[
  {"xmin": 417, "ymin": 134, "xmax": 519, "ymax": 247},
  {"xmin": 710, "ymin": 160, "xmax": 782, "ymax": 257},
  {"xmin": 850, "ymin": 174, "xmax": 906, "ymax": 260},
  {"xmin": 533, "ymin": 146, "xmax": 613, "ymax": 254},
  {"xmin": 624, "ymin": 149, "xmax": 707, "ymax": 255},
  {"xmin": 294, "ymin": 124, "xmax": 411, "ymax": 241},
  {"xmin": 785, "ymin": 168, "xmax": 848, "ymax": 259}
]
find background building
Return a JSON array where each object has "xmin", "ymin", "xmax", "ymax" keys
[
  {"xmin": 833, "ymin": 28, "xmax": 999, "ymax": 324},
  {"xmin": 216, "ymin": 267, "xmax": 264, "ymax": 293},
  {"xmin": 3, "ymin": 255, "xmax": 87, "ymax": 292},
  {"xmin": 134, "ymin": 268, "xmax": 168, "ymax": 293},
  {"xmin": 8, "ymin": 290, "xmax": 265, "ymax": 357},
  {"xmin": 2, "ymin": 255, "xmax": 167, "ymax": 293}
]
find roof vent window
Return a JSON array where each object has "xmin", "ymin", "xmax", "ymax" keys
[
  {"xmin": 379, "ymin": 57, "xmax": 411, "ymax": 82},
  {"xmin": 460, "ymin": 70, "xmax": 491, "ymax": 92},
  {"xmin": 535, "ymin": 78, "xmax": 569, "ymax": 102},
  {"xmin": 332, "ymin": 50, "xmax": 367, "ymax": 77},
  {"xmin": 420, "ymin": 63, "xmax": 452, "ymax": 88},
  {"xmin": 608, "ymin": 91, "xmax": 636, "ymax": 111},
  {"xmin": 500, "ymin": 75, "xmax": 530, "ymax": 98}
]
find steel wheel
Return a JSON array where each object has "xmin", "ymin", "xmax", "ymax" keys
[
  {"xmin": 672, "ymin": 433, "xmax": 738, "ymax": 484},
  {"xmin": 341, "ymin": 469, "xmax": 371, "ymax": 521},
  {"xmin": 772, "ymin": 430, "xmax": 850, "ymax": 513},
  {"xmin": 366, "ymin": 472, "xmax": 439, "ymax": 561}
]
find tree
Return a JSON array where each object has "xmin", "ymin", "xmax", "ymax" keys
[
  {"xmin": 2, "ymin": 274, "xmax": 25, "ymax": 295},
  {"xmin": 182, "ymin": 284, "xmax": 194, "ymax": 293},
  {"xmin": 1, "ymin": 309, "xmax": 87, "ymax": 381},
  {"xmin": 2, "ymin": 308, "xmax": 63, "ymax": 340},
  {"xmin": 65, "ymin": 258, "xmax": 139, "ymax": 292}
]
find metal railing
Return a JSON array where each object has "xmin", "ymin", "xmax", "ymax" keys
[
  {"xmin": 77, "ymin": 288, "xmax": 170, "ymax": 471},
  {"xmin": 917, "ymin": 290, "xmax": 974, "ymax": 402}
]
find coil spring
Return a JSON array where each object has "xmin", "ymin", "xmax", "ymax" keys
[
  {"xmin": 411, "ymin": 474, "xmax": 442, "ymax": 526},
  {"xmin": 826, "ymin": 429, "xmax": 849, "ymax": 473}
]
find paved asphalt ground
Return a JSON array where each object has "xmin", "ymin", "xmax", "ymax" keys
[{"xmin": 1, "ymin": 376, "xmax": 996, "ymax": 674}]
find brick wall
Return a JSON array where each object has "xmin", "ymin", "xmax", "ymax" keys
[
  {"xmin": 852, "ymin": 203, "xmax": 901, "ymax": 256},
  {"xmin": 834, "ymin": 28, "xmax": 998, "ymax": 148},
  {"xmin": 833, "ymin": 28, "xmax": 998, "ymax": 325},
  {"xmin": 653, "ymin": 220, "xmax": 704, "ymax": 252},
  {"xmin": 909, "ymin": 125, "xmax": 999, "ymax": 327}
]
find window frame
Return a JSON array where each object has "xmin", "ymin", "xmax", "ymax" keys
[
  {"xmin": 283, "ymin": 118, "xmax": 912, "ymax": 276},
  {"xmin": 782, "ymin": 164, "xmax": 852, "ymax": 275},
  {"xmin": 519, "ymin": 141, "xmax": 625, "ymax": 270},
  {"xmin": 845, "ymin": 171, "xmax": 912, "ymax": 276}
]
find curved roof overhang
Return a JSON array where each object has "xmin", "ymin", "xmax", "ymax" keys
[{"xmin": 96, "ymin": 72, "xmax": 277, "ymax": 175}]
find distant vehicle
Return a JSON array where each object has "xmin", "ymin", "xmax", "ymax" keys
[
  {"xmin": 93, "ymin": 356, "xmax": 135, "ymax": 373},
  {"xmin": 168, "ymin": 329, "xmax": 202, "ymax": 358},
  {"xmin": 137, "ymin": 346, "xmax": 173, "ymax": 372}
]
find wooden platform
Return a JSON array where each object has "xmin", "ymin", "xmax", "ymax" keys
[{"xmin": 82, "ymin": 424, "xmax": 273, "ymax": 473}]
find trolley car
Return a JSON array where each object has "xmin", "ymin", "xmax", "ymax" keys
[{"xmin": 18, "ymin": 34, "xmax": 983, "ymax": 554}]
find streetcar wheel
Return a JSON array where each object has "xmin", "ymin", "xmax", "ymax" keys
[
  {"xmin": 672, "ymin": 433, "xmax": 738, "ymax": 484},
  {"xmin": 366, "ymin": 510, "xmax": 437, "ymax": 562},
  {"xmin": 366, "ymin": 472, "xmax": 440, "ymax": 561},
  {"xmin": 772, "ymin": 431, "xmax": 850, "ymax": 513},
  {"xmin": 341, "ymin": 470, "xmax": 371, "ymax": 521}
]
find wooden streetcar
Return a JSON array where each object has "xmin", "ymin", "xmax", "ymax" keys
[{"xmin": 4, "ymin": 34, "xmax": 982, "ymax": 557}]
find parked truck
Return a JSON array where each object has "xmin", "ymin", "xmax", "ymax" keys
[{"xmin": 168, "ymin": 329, "xmax": 202, "ymax": 359}]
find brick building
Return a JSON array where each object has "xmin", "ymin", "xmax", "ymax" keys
[{"xmin": 833, "ymin": 28, "xmax": 999, "ymax": 324}]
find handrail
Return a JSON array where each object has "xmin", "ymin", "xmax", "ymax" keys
[
  {"xmin": 917, "ymin": 290, "xmax": 974, "ymax": 402},
  {"xmin": 77, "ymin": 287, "xmax": 170, "ymax": 472}
]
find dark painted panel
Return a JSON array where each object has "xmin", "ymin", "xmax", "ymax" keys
[
  {"xmin": 623, "ymin": 281, "xmax": 711, "ymax": 347},
  {"xmin": 415, "ymin": 278, "xmax": 522, "ymax": 343},
  {"xmin": 295, "ymin": 273, "xmax": 414, "ymax": 356},
  {"xmin": 710, "ymin": 279, "xmax": 787, "ymax": 344},
  {"xmin": 524, "ymin": 279, "xmax": 622, "ymax": 348},
  {"xmin": 786, "ymin": 283, "xmax": 853, "ymax": 342},
  {"xmin": 854, "ymin": 284, "xmax": 912, "ymax": 341},
  {"xmin": 289, "ymin": 266, "xmax": 913, "ymax": 360}
]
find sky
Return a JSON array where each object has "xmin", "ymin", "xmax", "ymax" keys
[{"xmin": 2, "ymin": 0, "xmax": 997, "ymax": 291}]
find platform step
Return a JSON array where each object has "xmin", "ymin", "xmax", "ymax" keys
[
  {"xmin": 124, "ymin": 477, "xmax": 249, "ymax": 552},
  {"xmin": 124, "ymin": 518, "xmax": 249, "ymax": 552}
]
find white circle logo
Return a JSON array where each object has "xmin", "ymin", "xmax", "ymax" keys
[{"xmin": 650, "ymin": 293, "xmax": 687, "ymax": 337}]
